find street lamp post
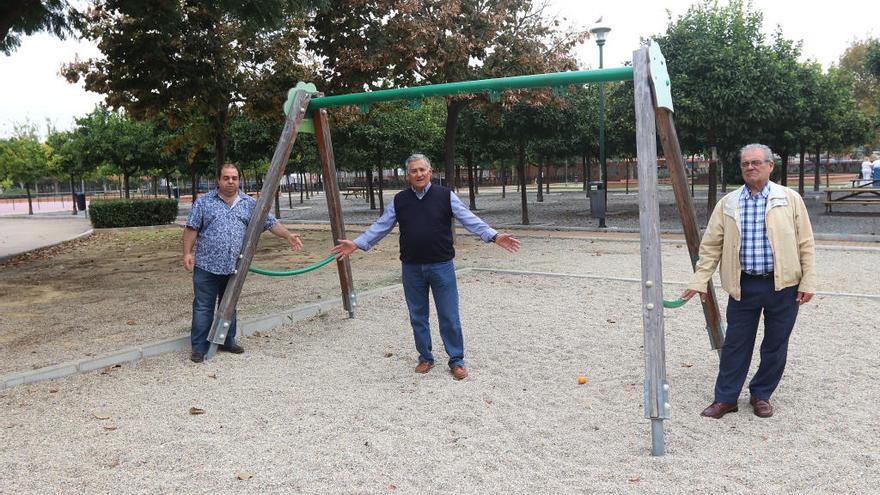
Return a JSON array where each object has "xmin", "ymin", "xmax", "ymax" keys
[{"xmin": 590, "ymin": 22, "xmax": 611, "ymax": 228}]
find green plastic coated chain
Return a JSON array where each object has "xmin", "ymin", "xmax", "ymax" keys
[{"xmin": 249, "ymin": 254, "xmax": 336, "ymax": 277}]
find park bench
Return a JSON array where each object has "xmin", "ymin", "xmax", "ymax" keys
[
  {"xmin": 343, "ymin": 186, "xmax": 366, "ymax": 199},
  {"xmin": 823, "ymin": 188, "xmax": 880, "ymax": 212}
]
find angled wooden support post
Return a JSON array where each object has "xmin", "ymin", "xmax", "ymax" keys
[
  {"xmin": 633, "ymin": 45, "xmax": 669, "ymax": 457},
  {"xmin": 647, "ymin": 45, "xmax": 725, "ymax": 355},
  {"xmin": 313, "ymin": 108, "xmax": 356, "ymax": 318},
  {"xmin": 204, "ymin": 90, "xmax": 313, "ymax": 360}
]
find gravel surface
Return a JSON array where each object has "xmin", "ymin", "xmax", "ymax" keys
[
  {"xmin": 1, "ymin": 184, "xmax": 877, "ymax": 493},
  {"xmin": 1, "ymin": 270, "xmax": 877, "ymax": 494}
]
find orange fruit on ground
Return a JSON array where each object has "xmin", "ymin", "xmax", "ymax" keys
[{"xmin": 578, "ymin": 376, "xmax": 587, "ymax": 385}]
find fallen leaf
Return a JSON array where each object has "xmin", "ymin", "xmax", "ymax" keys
[
  {"xmin": 236, "ymin": 473, "xmax": 253, "ymax": 481},
  {"xmin": 383, "ymin": 352, "xmax": 393, "ymax": 358},
  {"xmin": 629, "ymin": 477, "xmax": 641, "ymax": 483},
  {"xmin": 680, "ymin": 363, "xmax": 693, "ymax": 368},
  {"xmin": 49, "ymin": 388, "xmax": 58, "ymax": 393},
  {"xmin": 606, "ymin": 319, "xmax": 616, "ymax": 324},
  {"xmin": 189, "ymin": 407, "xmax": 206, "ymax": 415},
  {"xmin": 126, "ymin": 320, "xmax": 136, "ymax": 325},
  {"xmin": 389, "ymin": 484, "xmax": 397, "ymax": 490},
  {"xmin": 94, "ymin": 411, "xmax": 111, "ymax": 420},
  {"xmin": 109, "ymin": 459, "xmax": 120, "ymax": 468},
  {"xmin": 483, "ymin": 398, "xmax": 493, "ymax": 405},
  {"xmin": 207, "ymin": 373, "xmax": 217, "ymax": 379},
  {"xmin": 103, "ymin": 425, "xmax": 118, "ymax": 431}
]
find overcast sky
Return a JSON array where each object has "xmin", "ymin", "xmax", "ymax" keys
[{"xmin": 1, "ymin": 0, "xmax": 878, "ymax": 139}]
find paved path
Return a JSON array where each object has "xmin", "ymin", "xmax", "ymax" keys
[{"xmin": 0, "ymin": 216, "xmax": 92, "ymax": 260}]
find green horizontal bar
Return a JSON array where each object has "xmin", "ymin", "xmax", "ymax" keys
[
  {"xmin": 249, "ymin": 254, "xmax": 336, "ymax": 277},
  {"xmin": 305, "ymin": 66, "xmax": 634, "ymax": 111}
]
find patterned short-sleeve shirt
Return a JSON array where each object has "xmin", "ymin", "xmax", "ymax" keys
[{"xmin": 186, "ymin": 190, "xmax": 277, "ymax": 275}]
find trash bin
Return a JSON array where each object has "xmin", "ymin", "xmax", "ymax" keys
[
  {"xmin": 74, "ymin": 192, "xmax": 86, "ymax": 211},
  {"xmin": 589, "ymin": 181, "xmax": 606, "ymax": 219}
]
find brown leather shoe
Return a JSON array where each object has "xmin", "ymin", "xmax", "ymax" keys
[
  {"xmin": 414, "ymin": 361, "xmax": 434, "ymax": 373},
  {"xmin": 750, "ymin": 397, "xmax": 773, "ymax": 418},
  {"xmin": 700, "ymin": 401, "xmax": 738, "ymax": 418},
  {"xmin": 451, "ymin": 366, "xmax": 468, "ymax": 380}
]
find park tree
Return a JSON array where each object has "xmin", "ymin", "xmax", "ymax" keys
[
  {"xmin": 0, "ymin": 126, "xmax": 50, "ymax": 214},
  {"xmin": 653, "ymin": 0, "xmax": 780, "ymax": 207},
  {"xmin": 64, "ymin": 0, "xmax": 323, "ymax": 175},
  {"xmin": 73, "ymin": 106, "xmax": 157, "ymax": 199},
  {"xmin": 46, "ymin": 129, "xmax": 93, "ymax": 213},
  {"xmin": 838, "ymin": 38, "xmax": 880, "ymax": 148},
  {"xmin": 310, "ymin": 0, "xmax": 584, "ymax": 193},
  {"xmin": 1, "ymin": 0, "xmax": 79, "ymax": 55}
]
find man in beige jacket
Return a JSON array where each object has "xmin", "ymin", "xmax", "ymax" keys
[{"xmin": 682, "ymin": 144, "xmax": 816, "ymax": 419}]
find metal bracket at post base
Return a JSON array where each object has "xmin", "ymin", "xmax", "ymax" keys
[
  {"xmin": 643, "ymin": 378, "xmax": 671, "ymax": 419},
  {"xmin": 346, "ymin": 291, "xmax": 357, "ymax": 319},
  {"xmin": 204, "ymin": 318, "xmax": 234, "ymax": 360}
]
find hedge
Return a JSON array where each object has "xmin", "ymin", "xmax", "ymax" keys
[{"xmin": 89, "ymin": 198, "xmax": 179, "ymax": 228}]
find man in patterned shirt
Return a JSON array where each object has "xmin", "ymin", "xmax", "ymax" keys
[
  {"xmin": 183, "ymin": 163, "xmax": 303, "ymax": 363},
  {"xmin": 682, "ymin": 144, "xmax": 816, "ymax": 419}
]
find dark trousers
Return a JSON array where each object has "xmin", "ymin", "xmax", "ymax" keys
[
  {"xmin": 714, "ymin": 273, "xmax": 799, "ymax": 403},
  {"xmin": 191, "ymin": 267, "xmax": 237, "ymax": 354}
]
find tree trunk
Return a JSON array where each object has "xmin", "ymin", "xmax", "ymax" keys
[
  {"xmin": 536, "ymin": 156, "xmax": 544, "ymax": 202},
  {"xmin": 708, "ymin": 147, "xmax": 718, "ymax": 210},
  {"xmin": 517, "ymin": 143, "xmax": 529, "ymax": 225},
  {"xmin": 813, "ymin": 146, "xmax": 821, "ymax": 192},
  {"xmin": 70, "ymin": 177, "xmax": 78, "ymax": 214},
  {"xmin": 582, "ymin": 154, "xmax": 588, "ymax": 194},
  {"xmin": 467, "ymin": 148, "xmax": 477, "ymax": 210},
  {"xmin": 26, "ymin": 183, "xmax": 33, "ymax": 215},
  {"xmin": 300, "ymin": 170, "xmax": 305, "ymax": 204},
  {"xmin": 443, "ymin": 99, "xmax": 470, "ymax": 190},
  {"xmin": 191, "ymin": 173, "xmax": 199, "ymax": 202},
  {"xmin": 366, "ymin": 168, "xmax": 376, "ymax": 210},
  {"xmin": 123, "ymin": 172, "xmax": 131, "ymax": 199},
  {"xmin": 376, "ymin": 148, "xmax": 385, "ymax": 214},
  {"xmin": 779, "ymin": 151, "xmax": 789, "ymax": 187},
  {"xmin": 798, "ymin": 143, "xmax": 806, "ymax": 197},
  {"xmin": 501, "ymin": 166, "xmax": 507, "ymax": 199},
  {"xmin": 286, "ymin": 174, "xmax": 293, "ymax": 208}
]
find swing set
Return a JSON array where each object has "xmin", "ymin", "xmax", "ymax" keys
[{"xmin": 205, "ymin": 41, "xmax": 724, "ymax": 456}]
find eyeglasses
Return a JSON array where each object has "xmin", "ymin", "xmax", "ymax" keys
[{"xmin": 740, "ymin": 159, "xmax": 768, "ymax": 169}]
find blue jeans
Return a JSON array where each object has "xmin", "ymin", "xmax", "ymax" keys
[
  {"xmin": 401, "ymin": 260, "xmax": 464, "ymax": 368},
  {"xmin": 714, "ymin": 274, "xmax": 799, "ymax": 403},
  {"xmin": 191, "ymin": 267, "xmax": 237, "ymax": 354}
]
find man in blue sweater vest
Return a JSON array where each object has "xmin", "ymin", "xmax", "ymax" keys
[{"xmin": 331, "ymin": 154, "xmax": 521, "ymax": 380}]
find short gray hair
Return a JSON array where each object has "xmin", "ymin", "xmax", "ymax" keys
[
  {"xmin": 740, "ymin": 143, "xmax": 773, "ymax": 161},
  {"xmin": 405, "ymin": 153, "xmax": 432, "ymax": 170}
]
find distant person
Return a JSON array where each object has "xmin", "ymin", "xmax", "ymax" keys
[
  {"xmin": 873, "ymin": 154, "xmax": 880, "ymax": 188},
  {"xmin": 331, "ymin": 154, "xmax": 521, "ymax": 380},
  {"xmin": 860, "ymin": 155, "xmax": 873, "ymax": 186},
  {"xmin": 682, "ymin": 144, "xmax": 816, "ymax": 419},
  {"xmin": 183, "ymin": 163, "xmax": 303, "ymax": 363}
]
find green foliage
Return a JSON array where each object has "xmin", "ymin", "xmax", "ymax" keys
[
  {"xmin": 88, "ymin": 199, "xmax": 179, "ymax": 228},
  {"xmin": 865, "ymin": 40, "xmax": 880, "ymax": 78},
  {"xmin": 0, "ymin": 132, "xmax": 50, "ymax": 186},
  {"xmin": 0, "ymin": 0, "xmax": 78, "ymax": 55}
]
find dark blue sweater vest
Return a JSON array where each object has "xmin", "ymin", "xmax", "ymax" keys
[{"xmin": 394, "ymin": 185, "xmax": 454, "ymax": 264}]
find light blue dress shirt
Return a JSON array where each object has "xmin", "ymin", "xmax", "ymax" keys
[{"xmin": 353, "ymin": 183, "xmax": 498, "ymax": 252}]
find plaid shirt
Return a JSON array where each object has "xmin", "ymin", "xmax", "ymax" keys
[
  {"xmin": 738, "ymin": 182, "xmax": 774, "ymax": 275},
  {"xmin": 186, "ymin": 190, "xmax": 277, "ymax": 275}
]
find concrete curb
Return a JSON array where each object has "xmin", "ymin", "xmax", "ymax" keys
[
  {"xmin": 0, "ymin": 228, "xmax": 94, "ymax": 264},
  {"xmin": 0, "ymin": 277, "xmax": 414, "ymax": 391}
]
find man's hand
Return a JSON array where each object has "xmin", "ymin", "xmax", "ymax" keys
[
  {"xmin": 796, "ymin": 291, "xmax": 814, "ymax": 305},
  {"xmin": 183, "ymin": 253, "xmax": 195, "ymax": 272},
  {"xmin": 331, "ymin": 239, "xmax": 358, "ymax": 260},
  {"xmin": 681, "ymin": 288, "xmax": 706, "ymax": 303},
  {"xmin": 287, "ymin": 233, "xmax": 303, "ymax": 251},
  {"xmin": 494, "ymin": 233, "xmax": 521, "ymax": 253}
]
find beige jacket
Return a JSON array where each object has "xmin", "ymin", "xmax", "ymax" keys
[{"xmin": 687, "ymin": 182, "xmax": 816, "ymax": 301}]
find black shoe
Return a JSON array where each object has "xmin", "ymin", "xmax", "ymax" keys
[
  {"xmin": 219, "ymin": 343, "xmax": 244, "ymax": 354},
  {"xmin": 190, "ymin": 351, "xmax": 204, "ymax": 363}
]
